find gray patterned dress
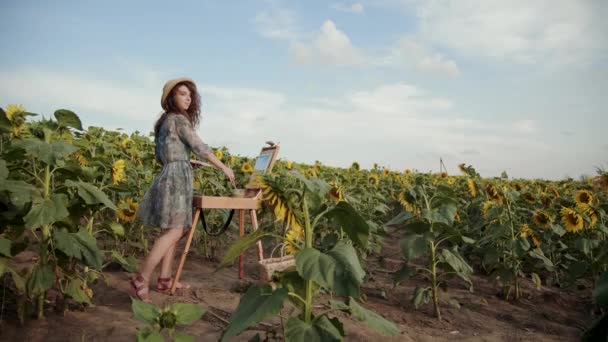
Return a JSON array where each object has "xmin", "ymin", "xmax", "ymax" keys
[{"xmin": 135, "ymin": 113, "xmax": 212, "ymax": 229}]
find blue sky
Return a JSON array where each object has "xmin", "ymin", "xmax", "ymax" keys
[{"xmin": 1, "ymin": 0, "xmax": 607, "ymax": 180}]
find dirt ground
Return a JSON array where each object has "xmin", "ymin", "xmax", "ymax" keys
[{"xmin": 0, "ymin": 232, "xmax": 595, "ymax": 342}]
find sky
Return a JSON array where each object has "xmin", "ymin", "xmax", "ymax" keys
[{"xmin": 1, "ymin": 0, "xmax": 607, "ymax": 180}]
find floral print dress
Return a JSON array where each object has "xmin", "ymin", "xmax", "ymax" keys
[{"xmin": 135, "ymin": 113, "xmax": 212, "ymax": 229}]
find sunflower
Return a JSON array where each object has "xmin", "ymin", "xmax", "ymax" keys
[
  {"xmin": 351, "ymin": 162, "xmax": 360, "ymax": 171},
  {"xmin": 532, "ymin": 210, "xmax": 552, "ymax": 227},
  {"xmin": 485, "ymin": 184, "xmax": 503, "ymax": 206},
  {"xmin": 284, "ymin": 224, "xmax": 304, "ymax": 255},
  {"xmin": 241, "ymin": 162, "xmax": 253, "ymax": 173},
  {"xmin": 522, "ymin": 192, "xmax": 536, "ymax": 204},
  {"xmin": 261, "ymin": 178, "xmax": 302, "ymax": 238},
  {"xmin": 368, "ymin": 173, "xmax": 380, "ymax": 186},
  {"xmin": 548, "ymin": 187, "xmax": 560, "ymax": 199},
  {"xmin": 74, "ymin": 152, "xmax": 88, "ymax": 167},
  {"xmin": 513, "ymin": 183, "xmax": 522, "ymax": 191},
  {"xmin": 230, "ymin": 156, "xmax": 237, "ymax": 165},
  {"xmin": 520, "ymin": 224, "xmax": 532, "ymax": 238},
  {"xmin": 467, "ymin": 179, "xmax": 478, "ymax": 198},
  {"xmin": 193, "ymin": 179, "xmax": 201, "ymax": 189},
  {"xmin": 215, "ymin": 150, "xmax": 224, "ymax": 160},
  {"xmin": 560, "ymin": 207, "xmax": 584, "ymax": 233},
  {"xmin": 540, "ymin": 193, "xmax": 552, "ymax": 207},
  {"xmin": 309, "ymin": 167, "xmax": 318, "ymax": 178},
  {"xmin": 117, "ymin": 198, "xmax": 138, "ymax": 223},
  {"xmin": 405, "ymin": 169, "xmax": 412, "ymax": 176},
  {"xmin": 383, "ymin": 169, "xmax": 390, "ymax": 177},
  {"xmin": 579, "ymin": 203, "xmax": 599, "ymax": 228},
  {"xmin": 574, "ymin": 190, "xmax": 593, "ymax": 206},
  {"xmin": 286, "ymin": 161, "xmax": 293, "ymax": 170},
  {"xmin": 120, "ymin": 137, "xmax": 133, "ymax": 149},
  {"xmin": 328, "ymin": 181, "xmax": 345, "ymax": 203},
  {"xmin": 440, "ymin": 172, "xmax": 448, "ymax": 178},
  {"xmin": 481, "ymin": 201, "xmax": 495, "ymax": 217},
  {"xmin": 398, "ymin": 190, "xmax": 417, "ymax": 214},
  {"xmin": 4, "ymin": 104, "xmax": 25, "ymax": 121},
  {"xmin": 112, "ymin": 159, "xmax": 126, "ymax": 185},
  {"xmin": 447, "ymin": 177, "xmax": 456, "ymax": 185}
]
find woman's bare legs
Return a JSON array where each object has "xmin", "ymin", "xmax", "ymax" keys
[
  {"xmin": 131, "ymin": 228, "xmax": 184, "ymax": 300},
  {"xmin": 158, "ymin": 236, "xmax": 191, "ymax": 290}
]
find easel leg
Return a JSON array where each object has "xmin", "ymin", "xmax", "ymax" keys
[
  {"xmin": 239, "ymin": 209, "xmax": 245, "ymax": 279},
  {"xmin": 249, "ymin": 209, "xmax": 263, "ymax": 261},
  {"xmin": 171, "ymin": 208, "xmax": 200, "ymax": 295}
]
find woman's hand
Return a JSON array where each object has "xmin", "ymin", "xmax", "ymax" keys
[{"xmin": 222, "ymin": 166, "xmax": 236, "ymax": 187}]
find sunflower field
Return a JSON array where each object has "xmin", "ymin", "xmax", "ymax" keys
[{"xmin": 0, "ymin": 105, "xmax": 607, "ymax": 340}]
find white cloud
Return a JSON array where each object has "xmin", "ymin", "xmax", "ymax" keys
[
  {"xmin": 1, "ymin": 66, "xmax": 592, "ymax": 179},
  {"xmin": 331, "ymin": 3, "xmax": 365, "ymax": 13},
  {"xmin": 411, "ymin": 0, "xmax": 604, "ymax": 66},
  {"xmin": 378, "ymin": 37, "xmax": 461, "ymax": 77},
  {"xmin": 289, "ymin": 20, "xmax": 365, "ymax": 66},
  {"xmin": 253, "ymin": 8, "xmax": 298, "ymax": 40}
]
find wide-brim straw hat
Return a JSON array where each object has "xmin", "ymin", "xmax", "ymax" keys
[{"xmin": 161, "ymin": 77, "xmax": 195, "ymax": 110}]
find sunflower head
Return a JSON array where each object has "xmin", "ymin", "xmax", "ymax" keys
[
  {"xmin": 560, "ymin": 207, "xmax": 584, "ymax": 233},
  {"xmin": 520, "ymin": 224, "xmax": 532, "ymax": 238},
  {"xmin": 241, "ymin": 162, "xmax": 253, "ymax": 173},
  {"xmin": 532, "ymin": 210, "xmax": 552, "ymax": 227},
  {"xmin": 485, "ymin": 183, "xmax": 503, "ymax": 205},
  {"xmin": 383, "ymin": 169, "xmax": 390, "ymax": 177},
  {"xmin": 284, "ymin": 224, "xmax": 304, "ymax": 255},
  {"xmin": 328, "ymin": 181, "xmax": 345, "ymax": 203},
  {"xmin": 447, "ymin": 177, "xmax": 456, "ymax": 185},
  {"xmin": 540, "ymin": 193, "xmax": 552, "ymax": 207},
  {"xmin": 579, "ymin": 203, "xmax": 599, "ymax": 228},
  {"xmin": 522, "ymin": 192, "xmax": 536, "ymax": 204},
  {"xmin": 575, "ymin": 190, "xmax": 593, "ymax": 206},
  {"xmin": 368, "ymin": 173, "xmax": 380, "ymax": 186},
  {"xmin": 117, "ymin": 198, "xmax": 138, "ymax": 223},
  {"xmin": 351, "ymin": 162, "xmax": 360, "ymax": 171},
  {"xmin": 440, "ymin": 172, "xmax": 448, "ymax": 178},
  {"xmin": 112, "ymin": 159, "xmax": 126, "ymax": 185},
  {"xmin": 286, "ymin": 160, "xmax": 293, "ymax": 170},
  {"xmin": 467, "ymin": 178, "xmax": 478, "ymax": 198},
  {"xmin": 398, "ymin": 190, "xmax": 417, "ymax": 214},
  {"xmin": 215, "ymin": 150, "xmax": 224, "ymax": 160},
  {"xmin": 481, "ymin": 200, "xmax": 495, "ymax": 217},
  {"xmin": 120, "ymin": 137, "xmax": 133, "ymax": 149}
]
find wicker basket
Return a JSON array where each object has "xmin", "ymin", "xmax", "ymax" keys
[{"xmin": 258, "ymin": 243, "xmax": 296, "ymax": 282}]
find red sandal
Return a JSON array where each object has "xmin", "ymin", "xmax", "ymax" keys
[
  {"xmin": 130, "ymin": 274, "xmax": 151, "ymax": 303},
  {"xmin": 156, "ymin": 277, "xmax": 191, "ymax": 293}
]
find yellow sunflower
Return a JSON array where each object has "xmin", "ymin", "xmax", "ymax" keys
[
  {"xmin": 351, "ymin": 162, "xmax": 360, "ymax": 171},
  {"xmin": 261, "ymin": 179, "xmax": 302, "ymax": 242},
  {"xmin": 285, "ymin": 224, "xmax": 304, "ymax": 255},
  {"xmin": 520, "ymin": 224, "xmax": 532, "ymax": 238},
  {"xmin": 241, "ymin": 162, "xmax": 253, "ymax": 173},
  {"xmin": 440, "ymin": 172, "xmax": 448, "ymax": 178},
  {"xmin": 117, "ymin": 198, "xmax": 138, "ymax": 223},
  {"xmin": 399, "ymin": 190, "xmax": 417, "ymax": 215},
  {"xmin": 532, "ymin": 210, "xmax": 552, "ymax": 227},
  {"xmin": 481, "ymin": 201, "xmax": 495, "ymax": 217},
  {"xmin": 74, "ymin": 152, "xmax": 88, "ymax": 167},
  {"xmin": 540, "ymin": 193, "xmax": 552, "ymax": 207},
  {"xmin": 383, "ymin": 169, "xmax": 390, "ymax": 177},
  {"xmin": 447, "ymin": 177, "xmax": 456, "ymax": 185},
  {"xmin": 485, "ymin": 184, "xmax": 503, "ymax": 206},
  {"xmin": 560, "ymin": 207, "xmax": 584, "ymax": 233},
  {"xmin": 120, "ymin": 137, "xmax": 133, "ymax": 149},
  {"xmin": 4, "ymin": 104, "xmax": 25, "ymax": 121},
  {"xmin": 286, "ymin": 160, "xmax": 293, "ymax": 170},
  {"xmin": 215, "ymin": 150, "xmax": 224, "ymax": 160},
  {"xmin": 112, "ymin": 160, "xmax": 126, "ymax": 185},
  {"xmin": 368, "ymin": 173, "xmax": 380, "ymax": 186},
  {"xmin": 574, "ymin": 190, "xmax": 593, "ymax": 206},
  {"xmin": 578, "ymin": 203, "xmax": 599, "ymax": 228},
  {"xmin": 328, "ymin": 181, "xmax": 345, "ymax": 203},
  {"xmin": 522, "ymin": 192, "xmax": 536, "ymax": 204},
  {"xmin": 467, "ymin": 179, "xmax": 478, "ymax": 198}
]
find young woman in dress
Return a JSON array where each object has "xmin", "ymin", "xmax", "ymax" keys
[{"xmin": 130, "ymin": 77, "xmax": 235, "ymax": 302}]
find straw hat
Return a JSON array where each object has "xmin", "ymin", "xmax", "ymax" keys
[{"xmin": 161, "ymin": 77, "xmax": 195, "ymax": 109}]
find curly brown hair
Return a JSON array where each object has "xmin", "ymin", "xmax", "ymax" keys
[{"xmin": 154, "ymin": 80, "xmax": 201, "ymax": 136}]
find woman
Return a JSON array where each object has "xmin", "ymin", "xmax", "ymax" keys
[{"xmin": 131, "ymin": 77, "xmax": 235, "ymax": 302}]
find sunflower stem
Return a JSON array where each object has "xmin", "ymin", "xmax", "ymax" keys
[{"xmin": 303, "ymin": 197, "xmax": 313, "ymax": 324}]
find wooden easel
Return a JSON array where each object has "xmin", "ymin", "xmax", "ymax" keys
[{"xmin": 171, "ymin": 143, "xmax": 281, "ymax": 295}]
